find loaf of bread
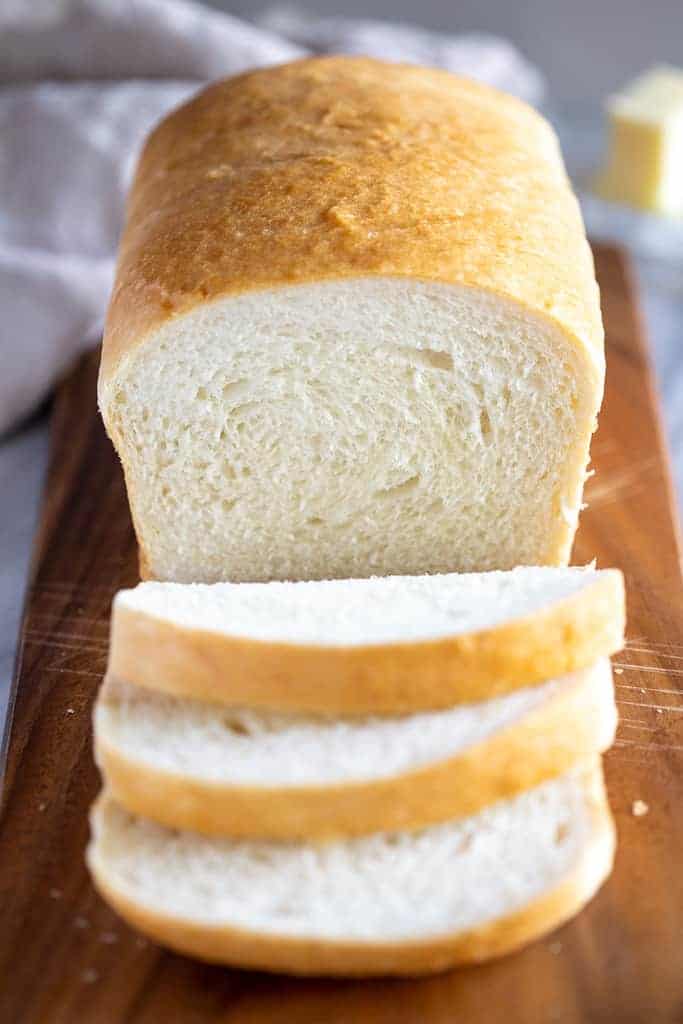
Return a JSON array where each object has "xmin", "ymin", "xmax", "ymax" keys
[
  {"xmin": 107, "ymin": 567, "xmax": 625, "ymax": 714},
  {"xmin": 87, "ymin": 764, "xmax": 614, "ymax": 976},
  {"xmin": 99, "ymin": 56, "xmax": 604, "ymax": 584},
  {"xmin": 95, "ymin": 660, "xmax": 616, "ymax": 840}
]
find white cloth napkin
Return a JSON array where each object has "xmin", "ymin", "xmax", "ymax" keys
[{"xmin": 0, "ymin": 0, "xmax": 543, "ymax": 435}]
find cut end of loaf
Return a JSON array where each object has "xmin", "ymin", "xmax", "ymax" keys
[{"xmin": 101, "ymin": 278, "xmax": 599, "ymax": 583}]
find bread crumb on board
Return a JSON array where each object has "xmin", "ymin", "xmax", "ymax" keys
[{"xmin": 632, "ymin": 800, "xmax": 649, "ymax": 817}]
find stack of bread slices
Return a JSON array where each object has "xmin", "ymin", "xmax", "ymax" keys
[{"xmin": 88, "ymin": 566, "xmax": 625, "ymax": 976}]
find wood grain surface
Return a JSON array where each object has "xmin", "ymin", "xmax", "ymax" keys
[{"xmin": 0, "ymin": 245, "xmax": 681, "ymax": 1023}]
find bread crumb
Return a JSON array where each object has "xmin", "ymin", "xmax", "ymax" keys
[
  {"xmin": 549, "ymin": 941, "xmax": 563, "ymax": 955},
  {"xmin": 614, "ymin": 668, "xmax": 624, "ymax": 675},
  {"xmin": 640, "ymin": 688, "xmax": 646, "ymax": 693},
  {"xmin": 100, "ymin": 930, "xmax": 118, "ymax": 944},
  {"xmin": 38, "ymin": 802, "xmax": 46, "ymax": 812},
  {"xmin": 656, "ymin": 708, "xmax": 663, "ymax": 714},
  {"xmin": 66, "ymin": 708, "xmax": 75, "ymax": 715},
  {"xmin": 82, "ymin": 968, "xmax": 99, "ymax": 984},
  {"xmin": 49, "ymin": 887, "xmax": 62, "ymax": 900},
  {"xmin": 632, "ymin": 800, "xmax": 649, "ymax": 817}
]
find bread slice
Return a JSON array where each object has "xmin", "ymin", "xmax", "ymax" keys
[
  {"xmin": 87, "ymin": 763, "xmax": 614, "ymax": 976},
  {"xmin": 99, "ymin": 57, "xmax": 604, "ymax": 585},
  {"xmin": 108, "ymin": 567, "xmax": 625, "ymax": 714},
  {"xmin": 95, "ymin": 660, "xmax": 616, "ymax": 840}
]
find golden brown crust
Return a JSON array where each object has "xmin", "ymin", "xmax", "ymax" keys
[
  {"xmin": 95, "ymin": 663, "xmax": 616, "ymax": 839},
  {"xmin": 86, "ymin": 767, "xmax": 615, "ymax": 977},
  {"xmin": 99, "ymin": 57, "xmax": 603, "ymax": 392},
  {"xmin": 107, "ymin": 570, "xmax": 625, "ymax": 715}
]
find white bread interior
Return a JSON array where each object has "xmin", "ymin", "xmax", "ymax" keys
[
  {"xmin": 115, "ymin": 565, "xmax": 617, "ymax": 646},
  {"xmin": 103, "ymin": 279, "xmax": 600, "ymax": 582}
]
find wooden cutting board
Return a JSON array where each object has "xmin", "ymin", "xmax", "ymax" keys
[{"xmin": 1, "ymin": 244, "xmax": 681, "ymax": 1024}]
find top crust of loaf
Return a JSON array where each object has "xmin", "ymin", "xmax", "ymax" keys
[{"xmin": 99, "ymin": 56, "xmax": 603, "ymax": 391}]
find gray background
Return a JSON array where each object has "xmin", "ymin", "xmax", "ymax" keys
[
  {"xmin": 211, "ymin": 0, "xmax": 683, "ymax": 103},
  {"xmin": 2, "ymin": 0, "xmax": 682, "ymax": 741}
]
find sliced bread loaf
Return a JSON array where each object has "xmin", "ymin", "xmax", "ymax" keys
[
  {"xmin": 108, "ymin": 567, "xmax": 625, "ymax": 713},
  {"xmin": 99, "ymin": 57, "xmax": 604, "ymax": 584},
  {"xmin": 87, "ymin": 763, "xmax": 614, "ymax": 976},
  {"xmin": 95, "ymin": 660, "xmax": 615, "ymax": 839}
]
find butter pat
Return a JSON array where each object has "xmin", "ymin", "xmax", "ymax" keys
[{"xmin": 596, "ymin": 66, "xmax": 683, "ymax": 215}]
